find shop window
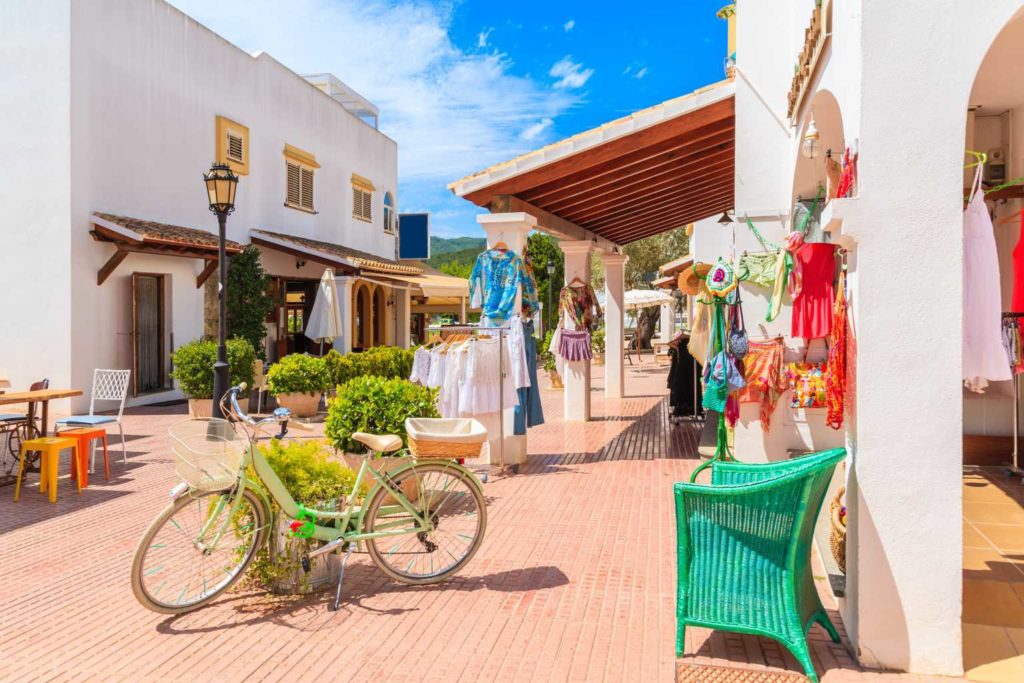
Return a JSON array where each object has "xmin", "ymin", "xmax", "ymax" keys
[{"xmin": 215, "ymin": 116, "xmax": 249, "ymax": 175}]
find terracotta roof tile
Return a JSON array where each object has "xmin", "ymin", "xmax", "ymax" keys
[
  {"xmin": 92, "ymin": 213, "xmax": 243, "ymax": 252},
  {"xmin": 251, "ymin": 229, "xmax": 421, "ymax": 275}
]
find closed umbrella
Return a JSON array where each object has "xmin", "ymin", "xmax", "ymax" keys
[
  {"xmin": 305, "ymin": 269, "xmax": 344, "ymax": 352},
  {"xmin": 623, "ymin": 289, "xmax": 675, "ymax": 310}
]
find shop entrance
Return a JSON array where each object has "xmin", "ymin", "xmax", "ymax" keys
[{"xmin": 273, "ymin": 278, "xmax": 321, "ymax": 357}]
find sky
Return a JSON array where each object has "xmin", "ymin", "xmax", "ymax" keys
[{"xmin": 169, "ymin": 0, "xmax": 727, "ymax": 238}]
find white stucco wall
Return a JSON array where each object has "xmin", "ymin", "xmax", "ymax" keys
[{"xmin": 14, "ymin": 0, "xmax": 402, "ymax": 410}]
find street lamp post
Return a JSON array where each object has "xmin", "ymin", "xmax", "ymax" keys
[
  {"xmin": 203, "ymin": 162, "xmax": 239, "ymax": 419},
  {"xmin": 546, "ymin": 261, "xmax": 556, "ymax": 335}
]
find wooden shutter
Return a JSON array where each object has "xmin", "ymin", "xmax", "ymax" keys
[
  {"xmin": 286, "ymin": 162, "xmax": 301, "ymax": 206},
  {"xmin": 226, "ymin": 132, "xmax": 244, "ymax": 162},
  {"xmin": 300, "ymin": 167, "xmax": 314, "ymax": 210},
  {"xmin": 362, "ymin": 190, "xmax": 372, "ymax": 220}
]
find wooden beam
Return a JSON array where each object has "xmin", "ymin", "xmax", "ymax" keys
[
  {"xmin": 564, "ymin": 173, "xmax": 734, "ymax": 226},
  {"xmin": 581, "ymin": 183, "xmax": 734, "ymax": 231},
  {"xmin": 598, "ymin": 191, "xmax": 734, "ymax": 237},
  {"xmin": 602, "ymin": 196, "xmax": 733, "ymax": 243},
  {"xmin": 249, "ymin": 236, "xmax": 359, "ymax": 274},
  {"xmin": 548, "ymin": 153, "xmax": 734, "ymax": 217},
  {"xmin": 463, "ymin": 99, "xmax": 734, "ymax": 204},
  {"xmin": 92, "ymin": 224, "xmax": 143, "ymax": 246},
  {"xmin": 97, "ymin": 248, "xmax": 128, "ymax": 285},
  {"xmin": 196, "ymin": 259, "xmax": 218, "ymax": 289},
  {"xmin": 489, "ymin": 195, "xmax": 620, "ymax": 252},
  {"xmin": 524, "ymin": 133, "xmax": 733, "ymax": 208}
]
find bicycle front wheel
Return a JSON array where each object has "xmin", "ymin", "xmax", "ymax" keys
[
  {"xmin": 364, "ymin": 461, "xmax": 486, "ymax": 585},
  {"xmin": 131, "ymin": 487, "xmax": 268, "ymax": 614}
]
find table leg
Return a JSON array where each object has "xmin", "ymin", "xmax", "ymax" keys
[
  {"xmin": 40, "ymin": 400, "xmax": 49, "ymax": 437},
  {"xmin": 26, "ymin": 402, "xmax": 37, "ymax": 440}
]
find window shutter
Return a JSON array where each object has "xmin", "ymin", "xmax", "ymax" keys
[
  {"xmin": 286, "ymin": 162, "xmax": 301, "ymax": 206},
  {"xmin": 226, "ymin": 132, "xmax": 244, "ymax": 163},
  {"xmin": 362, "ymin": 190, "xmax": 372, "ymax": 220},
  {"xmin": 300, "ymin": 167, "xmax": 314, "ymax": 209}
]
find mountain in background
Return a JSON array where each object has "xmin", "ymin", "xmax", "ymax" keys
[{"xmin": 427, "ymin": 236, "xmax": 486, "ymax": 279}]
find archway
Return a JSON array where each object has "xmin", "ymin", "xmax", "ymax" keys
[
  {"xmin": 373, "ymin": 285, "xmax": 387, "ymax": 347},
  {"xmin": 352, "ymin": 281, "xmax": 372, "ymax": 352},
  {"xmin": 793, "ymin": 89, "xmax": 846, "ymax": 207}
]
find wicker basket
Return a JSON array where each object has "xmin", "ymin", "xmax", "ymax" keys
[
  {"xmin": 829, "ymin": 486, "xmax": 847, "ymax": 574},
  {"xmin": 405, "ymin": 418, "xmax": 487, "ymax": 459},
  {"xmin": 169, "ymin": 418, "xmax": 245, "ymax": 491}
]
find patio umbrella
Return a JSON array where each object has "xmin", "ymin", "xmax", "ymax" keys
[
  {"xmin": 623, "ymin": 289, "xmax": 675, "ymax": 311},
  {"xmin": 305, "ymin": 269, "xmax": 344, "ymax": 352}
]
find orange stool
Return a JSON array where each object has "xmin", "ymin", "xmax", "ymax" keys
[
  {"xmin": 14, "ymin": 437, "xmax": 81, "ymax": 503},
  {"xmin": 59, "ymin": 427, "xmax": 110, "ymax": 488}
]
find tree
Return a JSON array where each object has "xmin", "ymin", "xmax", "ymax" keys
[
  {"xmin": 226, "ymin": 245, "xmax": 274, "ymax": 360},
  {"xmin": 613, "ymin": 228, "xmax": 691, "ymax": 349},
  {"xmin": 525, "ymin": 232, "xmax": 564, "ymax": 335}
]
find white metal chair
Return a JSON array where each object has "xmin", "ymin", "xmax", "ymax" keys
[{"xmin": 55, "ymin": 369, "xmax": 131, "ymax": 469}]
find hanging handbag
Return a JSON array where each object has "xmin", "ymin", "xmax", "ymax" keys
[{"xmin": 728, "ymin": 293, "xmax": 749, "ymax": 359}]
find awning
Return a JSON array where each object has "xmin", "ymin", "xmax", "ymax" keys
[
  {"xmin": 659, "ymin": 255, "xmax": 694, "ymax": 277},
  {"xmin": 250, "ymin": 229, "xmax": 421, "ymax": 276},
  {"xmin": 90, "ymin": 212, "xmax": 242, "ymax": 286},
  {"xmin": 374, "ymin": 269, "xmax": 469, "ymax": 299},
  {"xmin": 449, "ymin": 80, "xmax": 734, "ymax": 246}
]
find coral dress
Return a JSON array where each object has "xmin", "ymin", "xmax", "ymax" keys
[
  {"xmin": 791, "ymin": 242, "xmax": 836, "ymax": 339},
  {"xmin": 1012, "ymin": 211, "xmax": 1024, "ymax": 313}
]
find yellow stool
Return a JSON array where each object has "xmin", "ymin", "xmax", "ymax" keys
[{"xmin": 14, "ymin": 437, "xmax": 81, "ymax": 503}]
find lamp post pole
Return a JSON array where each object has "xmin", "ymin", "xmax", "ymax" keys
[
  {"xmin": 546, "ymin": 262, "xmax": 556, "ymax": 335},
  {"xmin": 212, "ymin": 208, "xmax": 229, "ymax": 419}
]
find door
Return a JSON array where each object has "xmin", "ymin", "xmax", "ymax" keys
[{"xmin": 132, "ymin": 273, "xmax": 165, "ymax": 395}]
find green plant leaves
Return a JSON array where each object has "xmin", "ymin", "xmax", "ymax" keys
[
  {"xmin": 324, "ymin": 376, "xmax": 439, "ymax": 453},
  {"xmin": 267, "ymin": 354, "xmax": 332, "ymax": 395},
  {"xmin": 169, "ymin": 337, "xmax": 256, "ymax": 399}
]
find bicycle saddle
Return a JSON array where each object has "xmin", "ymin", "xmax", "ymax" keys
[{"xmin": 352, "ymin": 432, "xmax": 403, "ymax": 453}]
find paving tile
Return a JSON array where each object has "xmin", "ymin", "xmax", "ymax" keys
[
  {"xmin": 974, "ymin": 523, "xmax": 1024, "ymax": 552},
  {"xmin": 963, "ymin": 579, "xmax": 1024, "ymax": 627}
]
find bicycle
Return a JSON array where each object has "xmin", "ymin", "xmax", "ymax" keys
[{"xmin": 131, "ymin": 383, "xmax": 487, "ymax": 614}]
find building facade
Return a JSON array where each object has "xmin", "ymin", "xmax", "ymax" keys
[{"xmin": 1, "ymin": 0, "xmax": 420, "ymax": 410}]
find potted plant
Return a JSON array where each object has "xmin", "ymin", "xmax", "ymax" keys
[
  {"xmin": 325, "ymin": 375, "xmax": 439, "ymax": 503},
  {"xmin": 170, "ymin": 337, "xmax": 256, "ymax": 416},
  {"xmin": 591, "ymin": 328, "xmax": 606, "ymax": 366},
  {"xmin": 267, "ymin": 354, "xmax": 331, "ymax": 417},
  {"xmin": 245, "ymin": 439, "xmax": 357, "ymax": 595}
]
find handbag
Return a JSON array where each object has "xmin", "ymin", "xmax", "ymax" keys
[{"xmin": 728, "ymin": 294, "xmax": 749, "ymax": 359}]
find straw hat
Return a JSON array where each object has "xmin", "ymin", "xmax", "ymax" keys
[{"xmin": 677, "ymin": 262, "xmax": 711, "ymax": 295}]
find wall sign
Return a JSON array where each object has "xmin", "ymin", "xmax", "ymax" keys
[
  {"xmin": 398, "ymin": 213, "xmax": 430, "ymax": 260},
  {"xmin": 787, "ymin": 0, "xmax": 832, "ymax": 122}
]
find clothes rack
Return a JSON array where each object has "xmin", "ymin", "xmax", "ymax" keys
[
  {"xmin": 438, "ymin": 324, "xmax": 519, "ymax": 474},
  {"xmin": 1001, "ymin": 312, "xmax": 1024, "ymax": 484}
]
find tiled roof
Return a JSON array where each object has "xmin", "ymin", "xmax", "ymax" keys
[
  {"xmin": 251, "ymin": 229, "xmax": 421, "ymax": 275},
  {"xmin": 92, "ymin": 213, "xmax": 243, "ymax": 252}
]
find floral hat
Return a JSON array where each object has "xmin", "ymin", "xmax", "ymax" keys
[{"xmin": 704, "ymin": 259, "xmax": 738, "ymax": 298}]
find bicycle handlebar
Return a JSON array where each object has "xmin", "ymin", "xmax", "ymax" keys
[{"xmin": 220, "ymin": 383, "xmax": 296, "ymax": 439}]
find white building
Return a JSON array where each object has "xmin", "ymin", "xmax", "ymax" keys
[
  {"xmin": 1, "ymin": 0, "xmax": 438, "ymax": 411},
  {"xmin": 452, "ymin": 1, "xmax": 1024, "ymax": 677}
]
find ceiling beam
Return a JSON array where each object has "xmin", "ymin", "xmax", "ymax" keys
[
  {"xmin": 489, "ymin": 195, "xmax": 620, "ymax": 252},
  {"xmin": 521, "ymin": 124, "xmax": 734, "ymax": 205},
  {"xmin": 97, "ymin": 248, "xmax": 129, "ymax": 286},
  {"xmin": 463, "ymin": 100, "xmax": 734, "ymax": 204},
  {"xmin": 549, "ymin": 153, "xmax": 734, "ymax": 218},
  {"xmin": 196, "ymin": 259, "xmax": 219, "ymax": 289},
  {"xmin": 599, "ymin": 192, "xmax": 733, "ymax": 239},
  {"xmin": 601, "ymin": 197, "xmax": 733, "ymax": 243},
  {"xmin": 585, "ymin": 185, "xmax": 737, "ymax": 233},
  {"xmin": 565, "ymin": 173, "xmax": 734, "ymax": 226}
]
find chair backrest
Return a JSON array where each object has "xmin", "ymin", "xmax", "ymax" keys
[
  {"xmin": 90, "ymin": 369, "xmax": 131, "ymax": 419},
  {"xmin": 253, "ymin": 360, "xmax": 267, "ymax": 389},
  {"xmin": 29, "ymin": 379, "xmax": 50, "ymax": 392}
]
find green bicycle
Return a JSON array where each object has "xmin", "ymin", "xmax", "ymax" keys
[{"xmin": 131, "ymin": 383, "xmax": 487, "ymax": 614}]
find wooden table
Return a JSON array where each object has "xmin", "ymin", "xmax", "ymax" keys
[{"xmin": 0, "ymin": 389, "xmax": 83, "ymax": 440}]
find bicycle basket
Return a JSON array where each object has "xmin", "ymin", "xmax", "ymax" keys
[{"xmin": 169, "ymin": 419, "xmax": 246, "ymax": 491}]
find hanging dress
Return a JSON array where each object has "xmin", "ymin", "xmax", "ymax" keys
[
  {"xmin": 964, "ymin": 166, "xmax": 1013, "ymax": 391},
  {"xmin": 791, "ymin": 242, "xmax": 836, "ymax": 339},
  {"xmin": 1012, "ymin": 211, "xmax": 1024, "ymax": 312}
]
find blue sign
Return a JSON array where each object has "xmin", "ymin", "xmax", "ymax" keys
[{"xmin": 398, "ymin": 213, "xmax": 430, "ymax": 260}]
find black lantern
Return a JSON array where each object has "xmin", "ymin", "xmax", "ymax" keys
[
  {"xmin": 203, "ymin": 162, "xmax": 240, "ymax": 419},
  {"xmin": 204, "ymin": 163, "xmax": 239, "ymax": 215},
  {"xmin": 546, "ymin": 262, "xmax": 556, "ymax": 277}
]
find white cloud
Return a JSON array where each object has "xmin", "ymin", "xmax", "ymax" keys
[
  {"xmin": 477, "ymin": 27, "xmax": 493, "ymax": 48},
  {"xmin": 635, "ymin": 66, "xmax": 648, "ymax": 79},
  {"xmin": 521, "ymin": 118, "xmax": 554, "ymax": 141},
  {"xmin": 549, "ymin": 56, "xmax": 594, "ymax": 89},
  {"xmin": 167, "ymin": 0, "xmax": 578, "ymax": 236},
  {"xmin": 563, "ymin": 19, "xmax": 575, "ymax": 32}
]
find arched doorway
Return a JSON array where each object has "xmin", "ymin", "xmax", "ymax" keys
[
  {"xmin": 353, "ymin": 281, "xmax": 372, "ymax": 352},
  {"xmin": 373, "ymin": 285, "xmax": 387, "ymax": 347}
]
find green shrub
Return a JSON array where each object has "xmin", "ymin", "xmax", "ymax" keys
[
  {"xmin": 325, "ymin": 376, "xmax": 439, "ymax": 453},
  {"xmin": 541, "ymin": 329, "xmax": 557, "ymax": 373},
  {"xmin": 323, "ymin": 346, "xmax": 415, "ymax": 387},
  {"xmin": 591, "ymin": 327, "xmax": 606, "ymax": 354},
  {"xmin": 170, "ymin": 337, "xmax": 256, "ymax": 399},
  {"xmin": 226, "ymin": 245, "xmax": 274, "ymax": 361},
  {"xmin": 267, "ymin": 354, "xmax": 331, "ymax": 395}
]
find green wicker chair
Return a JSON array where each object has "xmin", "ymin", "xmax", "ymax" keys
[{"xmin": 675, "ymin": 448, "xmax": 847, "ymax": 682}]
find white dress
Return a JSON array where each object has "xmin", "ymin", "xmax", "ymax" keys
[
  {"xmin": 507, "ymin": 317, "xmax": 531, "ymax": 390},
  {"xmin": 964, "ymin": 166, "xmax": 1012, "ymax": 392},
  {"xmin": 409, "ymin": 347, "xmax": 431, "ymax": 385}
]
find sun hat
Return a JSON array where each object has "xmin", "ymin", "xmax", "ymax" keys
[
  {"xmin": 677, "ymin": 262, "xmax": 712, "ymax": 295},
  {"xmin": 704, "ymin": 259, "xmax": 738, "ymax": 298}
]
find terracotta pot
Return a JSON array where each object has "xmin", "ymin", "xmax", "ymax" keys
[
  {"xmin": 547, "ymin": 369, "xmax": 564, "ymax": 390},
  {"xmin": 275, "ymin": 392, "xmax": 321, "ymax": 417},
  {"xmin": 342, "ymin": 453, "xmax": 419, "ymax": 504},
  {"xmin": 593, "ymin": 352, "xmax": 606, "ymax": 366},
  {"xmin": 188, "ymin": 398, "xmax": 213, "ymax": 418}
]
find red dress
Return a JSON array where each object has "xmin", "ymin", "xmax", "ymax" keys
[
  {"xmin": 792, "ymin": 243, "xmax": 836, "ymax": 339},
  {"xmin": 1013, "ymin": 213, "xmax": 1024, "ymax": 312}
]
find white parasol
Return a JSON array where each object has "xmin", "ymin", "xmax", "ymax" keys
[
  {"xmin": 305, "ymin": 269, "xmax": 344, "ymax": 351},
  {"xmin": 623, "ymin": 289, "xmax": 676, "ymax": 310}
]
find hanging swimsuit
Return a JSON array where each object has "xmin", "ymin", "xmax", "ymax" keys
[{"xmin": 738, "ymin": 252, "xmax": 780, "ymax": 288}]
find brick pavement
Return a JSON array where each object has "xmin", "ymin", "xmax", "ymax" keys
[{"xmin": 0, "ymin": 362, "xmax": 960, "ymax": 682}]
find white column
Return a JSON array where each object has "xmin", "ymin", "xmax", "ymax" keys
[
  {"xmin": 476, "ymin": 212, "xmax": 537, "ymax": 468},
  {"xmin": 602, "ymin": 252, "xmax": 628, "ymax": 400},
  {"xmin": 395, "ymin": 287, "xmax": 411, "ymax": 349},
  {"xmin": 659, "ymin": 303, "xmax": 674, "ymax": 344},
  {"xmin": 559, "ymin": 240, "xmax": 594, "ymax": 420},
  {"xmin": 334, "ymin": 274, "xmax": 354, "ymax": 354}
]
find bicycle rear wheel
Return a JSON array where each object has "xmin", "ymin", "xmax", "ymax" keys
[
  {"xmin": 131, "ymin": 487, "xmax": 267, "ymax": 614},
  {"xmin": 364, "ymin": 461, "xmax": 486, "ymax": 585}
]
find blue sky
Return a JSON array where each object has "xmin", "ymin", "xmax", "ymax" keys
[{"xmin": 170, "ymin": 0, "xmax": 726, "ymax": 238}]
